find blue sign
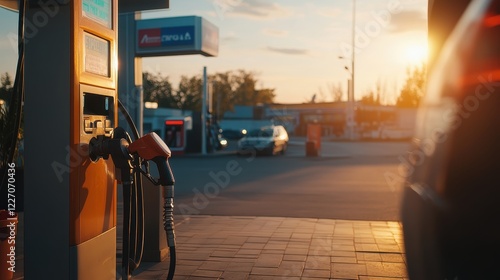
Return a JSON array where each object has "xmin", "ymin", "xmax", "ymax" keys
[
  {"xmin": 138, "ymin": 26, "xmax": 194, "ymax": 48},
  {"xmin": 136, "ymin": 16, "xmax": 218, "ymax": 57},
  {"xmin": 161, "ymin": 26, "xmax": 194, "ymax": 47}
]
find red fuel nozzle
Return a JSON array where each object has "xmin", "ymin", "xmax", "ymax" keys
[
  {"xmin": 129, "ymin": 132, "xmax": 171, "ymax": 160},
  {"xmin": 129, "ymin": 132, "xmax": 175, "ymax": 186}
]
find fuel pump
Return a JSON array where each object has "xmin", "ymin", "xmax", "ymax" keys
[
  {"xmin": 3, "ymin": 0, "xmax": 177, "ymax": 278},
  {"xmin": 89, "ymin": 124, "xmax": 177, "ymax": 280}
]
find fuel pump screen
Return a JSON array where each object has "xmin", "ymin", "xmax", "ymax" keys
[
  {"xmin": 84, "ymin": 32, "xmax": 110, "ymax": 77},
  {"xmin": 82, "ymin": 0, "xmax": 112, "ymax": 29},
  {"xmin": 83, "ymin": 93, "xmax": 113, "ymax": 116}
]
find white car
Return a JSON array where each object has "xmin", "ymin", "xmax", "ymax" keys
[{"xmin": 237, "ymin": 125, "xmax": 289, "ymax": 156}]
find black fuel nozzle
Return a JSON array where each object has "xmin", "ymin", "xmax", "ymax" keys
[
  {"xmin": 89, "ymin": 135, "xmax": 111, "ymax": 162},
  {"xmin": 89, "ymin": 128, "xmax": 133, "ymax": 183},
  {"xmin": 152, "ymin": 157, "xmax": 175, "ymax": 187}
]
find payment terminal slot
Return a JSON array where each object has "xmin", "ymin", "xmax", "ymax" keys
[{"xmin": 81, "ymin": 85, "xmax": 115, "ymax": 137}]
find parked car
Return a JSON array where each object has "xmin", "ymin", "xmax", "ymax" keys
[
  {"xmin": 237, "ymin": 125, "xmax": 288, "ymax": 156},
  {"xmin": 221, "ymin": 129, "xmax": 247, "ymax": 140},
  {"xmin": 402, "ymin": 1, "xmax": 500, "ymax": 279},
  {"xmin": 209, "ymin": 126, "xmax": 228, "ymax": 151},
  {"xmin": 215, "ymin": 134, "xmax": 228, "ymax": 150}
]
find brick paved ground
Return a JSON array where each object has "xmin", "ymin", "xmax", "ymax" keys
[{"xmin": 132, "ymin": 215, "xmax": 408, "ymax": 280}]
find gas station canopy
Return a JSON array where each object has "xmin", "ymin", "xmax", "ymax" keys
[
  {"xmin": 118, "ymin": 0, "xmax": 169, "ymax": 14},
  {"xmin": 0, "ymin": 0, "xmax": 169, "ymax": 13}
]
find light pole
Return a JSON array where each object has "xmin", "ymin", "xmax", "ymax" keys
[
  {"xmin": 339, "ymin": 0, "xmax": 356, "ymax": 140},
  {"xmin": 351, "ymin": 0, "xmax": 355, "ymax": 105},
  {"xmin": 339, "ymin": 64, "xmax": 355, "ymax": 140},
  {"xmin": 349, "ymin": 0, "xmax": 356, "ymax": 140},
  {"xmin": 337, "ymin": 0, "xmax": 356, "ymax": 140}
]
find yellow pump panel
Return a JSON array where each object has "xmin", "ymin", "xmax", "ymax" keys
[{"xmin": 69, "ymin": 0, "xmax": 118, "ymax": 246}]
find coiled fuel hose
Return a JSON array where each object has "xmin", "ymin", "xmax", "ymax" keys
[
  {"xmin": 152, "ymin": 157, "xmax": 176, "ymax": 280},
  {"xmin": 163, "ymin": 184, "xmax": 176, "ymax": 280}
]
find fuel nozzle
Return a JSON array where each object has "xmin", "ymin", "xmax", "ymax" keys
[
  {"xmin": 128, "ymin": 132, "xmax": 175, "ymax": 186},
  {"xmin": 88, "ymin": 127, "xmax": 133, "ymax": 183},
  {"xmin": 129, "ymin": 132, "xmax": 177, "ymax": 279},
  {"xmin": 91, "ymin": 131, "xmax": 177, "ymax": 279}
]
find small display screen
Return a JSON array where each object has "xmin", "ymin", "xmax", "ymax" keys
[
  {"xmin": 83, "ymin": 93, "xmax": 113, "ymax": 117},
  {"xmin": 84, "ymin": 32, "xmax": 110, "ymax": 77},
  {"xmin": 82, "ymin": 0, "xmax": 112, "ymax": 29}
]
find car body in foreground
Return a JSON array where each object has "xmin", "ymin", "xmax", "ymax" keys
[
  {"xmin": 237, "ymin": 125, "xmax": 288, "ymax": 156},
  {"xmin": 402, "ymin": 1, "xmax": 500, "ymax": 279}
]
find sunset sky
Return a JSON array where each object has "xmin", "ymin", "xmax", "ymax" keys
[{"xmin": 0, "ymin": 0, "xmax": 428, "ymax": 104}]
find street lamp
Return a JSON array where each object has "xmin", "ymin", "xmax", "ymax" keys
[
  {"xmin": 337, "ymin": 0, "xmax": 356, "ymax": 140},
  {"xmin": 351, "ymin": 0, "xmax": 355, "ymax": 105}
]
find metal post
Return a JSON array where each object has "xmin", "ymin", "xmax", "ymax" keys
[
  {"xmin": 202, "ymin": 66, "xmax": 207, "ymax": 155},
  {"xmin": 118, "ymin": 12, "xmax": 143, "ymax": 137},
  {"xmin": 119, "ymin": 11, "xmax": 167, "ymax": 263},
  {"xmin": 351, "ymin": 0, "xmax": 355, "ymax": 102},
  {"xmin": 347, "ymin": 78, "xmax": 354, "ymax": 140},
  {"xmin": 349, "ymin": 0, "xmax": 356, "ymax": 140}
]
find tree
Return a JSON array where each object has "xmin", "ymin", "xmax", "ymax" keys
[
  {"xmin": 0, "ymin": 72, "xmax": 19, "ymax": 169},
  {"xmin": 210, "ymin": 71, "xmax": 236, "ymax": 120},
  {"xmin": 328, "ymin": 82, "xmax": 344, "ymax": 102},
  {"xmin": 255, "ymin": 88, "xmax": 275, "ymax": 104},
  {"xmin": 311, "ymin": 87, "xmax": 327, "ymax": 103},
  {"xmin": 0, "ymin": 72, "xmax": 13, "ymax": 103},
  {"xmin": 142, "ymin": 69, "xmax": 276, "ymax": 117},
  {"xmin": 396, "ymin": 64, "xmax": 427, "ymax": 108},
  {"xmin": 360, "ymin": 88, "xmax": 381, "ymax": 106},
  {"xmin": 175, "ymin": 75, "xmax": 202, "ymax": 111},
  {"xmin": 375, "ymin": 79, "xmax": 388, "ymax": 105},
  {"xmin": 230, "ymin": 70, "xmax": 275, "ymax": 106},
  {"xmin": 142, "ymin": 72, "xmax": 175, "ymax": 108},
  {"xmin": 231, "ymin": 70, "xmax": 257, "ymax": 106}
]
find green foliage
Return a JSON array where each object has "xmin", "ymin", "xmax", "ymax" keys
[
  {"xmin": 0, "ymin": 72, "xmax": 22, "ymax": 169},
  {"xmin": 142, "ymin": 72, "xmax": 175, "ymax": 108},
  {"xmin": 0, "ymin": 106, "xmax": 13, "ymax": 168},
  {"xmin": 0, "ymin": 72, "xmax": 13, "ymax": 104},
  {"xmin": 360, "ymin": 91, "xmax": 381, "ymax": 106},
  {"xmin": 211, "ymin": 71, "xmax": 235, "ymax": 119},
  {"xmin": 143, "ymin": 69, "xmax": 275, "ymax": 118},
  {"xmin": 175, "ymin": 75, "xmax": 202, "ymax": 111},
  {"xmin": 396, "ymin": 64, "xmax": 427, "ymax": 108}
]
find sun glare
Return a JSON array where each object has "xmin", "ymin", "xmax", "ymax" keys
[{"xmin": 404, "ymin": 44, "xmax": 428, "ymax": 65}]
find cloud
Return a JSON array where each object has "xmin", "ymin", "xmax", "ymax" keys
[
  {"xmin": 225, "ymin": 0, "xmax": 293, "ymax": 20},
  {"xmin": 266, "ymin": 46, "xmax": 308, "ymax": 55},
  {"xmin": 316, "ymin": 7, "xmax": 342, "ymax": 18},
  {"xmin": 388, "ymin": 10, "xmax": 427, "ymax": 33},
  {"xmin": 222, "ymin": 35, "xmax": 239, "ymax": 43},
  {"xmin": 262, "ymin": 28, "xmax": 288, "ymax": 37}
]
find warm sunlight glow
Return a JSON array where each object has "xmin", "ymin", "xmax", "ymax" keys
[{"xmin": 404, "ymin": 44, "xmax": 428, "ymax": 65}]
